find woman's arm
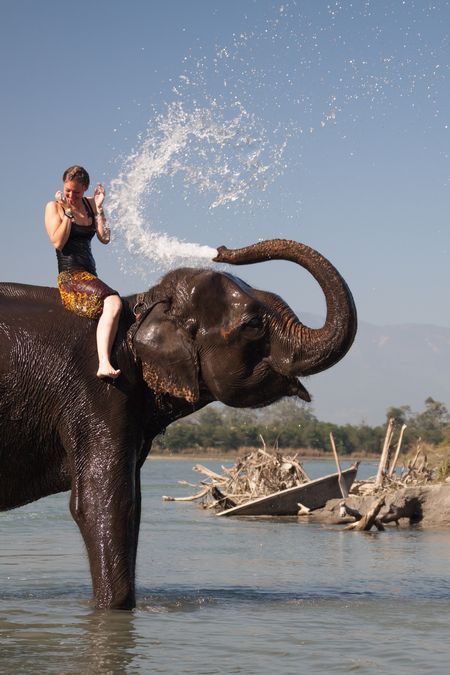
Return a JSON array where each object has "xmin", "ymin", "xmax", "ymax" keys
[
  {"xmin": 92, "ymin": 184, "xmax": 110, "ymax": 245},
  {"xmin": 95, "ymin": 207, "xmax": 110, "ymax": 244},
  {"xmin": 45, "ymin": 200, "xmax": 72, "ymax": 250}
]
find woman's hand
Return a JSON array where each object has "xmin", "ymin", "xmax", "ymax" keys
[
  {"xmin": 55, "ymin": 191, "xmax": 72, "ymax": 214},
  {"xmin": 46, "ymin": 193, "xmax": 73, "ymax": 249},
  {"xmin": 94, "ymin": 183, "xmax": 106, "ymax": 209}
]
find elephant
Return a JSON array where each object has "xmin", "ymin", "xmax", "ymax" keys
[{"xmin": 0, "ymin": 239, "xmax": 356, "ymax": 609}]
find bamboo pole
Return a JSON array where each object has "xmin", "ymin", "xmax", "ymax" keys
[{"xmin": 330, "ymin": 432, "xmax": 348, "ymax": 498}]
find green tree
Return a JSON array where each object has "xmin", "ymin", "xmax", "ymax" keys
[
  {"xmin": 386, "ymin": 405, "xmax": 412, "ymax": 426},
  {"xmin": 411, "ymin": 397, "xmax": 449, "ymax": 445},
  {"xmin": 152, "ymin": 395, "xmax": 449, "ymax": 455}
]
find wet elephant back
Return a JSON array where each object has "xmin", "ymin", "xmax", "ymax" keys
[
  {"xmin": 0, "ymin": 282, "xmax": 61, "ymax": 306},
  {"xmin": 0, "ymin": 283, "xmax": 91, "ymax": 509},
  {"xmin": 0, "ymin": 282, "xmax": 96, "ymax": 334}
]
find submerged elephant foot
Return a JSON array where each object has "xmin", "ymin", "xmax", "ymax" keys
[{"xmin": 97, "ymin": 363, "xmax": 121, "ymax": 379}]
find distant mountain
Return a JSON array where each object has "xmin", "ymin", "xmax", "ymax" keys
[{"xmin": 296, "ymin": 313, "xmax": 450, "ymax": 426}]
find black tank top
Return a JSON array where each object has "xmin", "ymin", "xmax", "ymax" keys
[{"xmin": 56, "ymin": 198, "xmax": 97, "ymax": 275}]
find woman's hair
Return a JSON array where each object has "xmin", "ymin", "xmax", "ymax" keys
[{"xmin": 62, "ymin": 165, "xmax": 90, "ymax": 188}]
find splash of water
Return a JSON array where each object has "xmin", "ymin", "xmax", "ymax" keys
[
  {"xmin": 109, "ymin": 98, "xmax": 287, "ymax": 273},
  {"xmin": 109, "ymin": 0, "xmax": 449, "ymax": 277}
]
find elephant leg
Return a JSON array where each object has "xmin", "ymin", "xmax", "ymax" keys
[
  {"xmin": 132, "ymin": 470, "xmax": 142, "ymax": 572},
  {"xmin": 69, "ymin": 459, "xmax": 141, "ymax": 610}
]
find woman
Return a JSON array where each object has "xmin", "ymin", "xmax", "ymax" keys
[{"xmin": 45, "ymin": 165, "xmax": 122, "ymax": 379}]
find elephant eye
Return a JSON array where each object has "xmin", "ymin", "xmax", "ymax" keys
[
  {"xmin": 241, "ymin": 316, "xmax": 264, "ymax": 338},
  {"xmin": 246, "ymin": 317, "xmax": 262, "ymax": 328}
]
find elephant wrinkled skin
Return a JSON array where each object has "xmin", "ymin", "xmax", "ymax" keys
[{"xmin": 0, "ymin": 239, "xmax": 357, "ymax": 609}]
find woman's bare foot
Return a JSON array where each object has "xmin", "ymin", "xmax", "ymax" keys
[
  {"xmin": 97, "ymin": 362, "xmax": 121, "ymax": 379},
  {"xmin": 96, "ymin": 296, "xmax": 122, "ymax": 380}
]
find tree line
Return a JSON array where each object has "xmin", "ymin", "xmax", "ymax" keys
[{"xmin": 153, "ymin": 396, "xmax": 450, "ymax": 455}]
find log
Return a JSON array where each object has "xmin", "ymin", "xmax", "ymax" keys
[
  {"xmin": 210, "ymin": 485, "xmax": 236, "ymax": 510},
  {"xmin": 345, "ymin": 496, "xmax": 386, "ymax": 531},
  {"xmin": 329, "ymin": 432, "xmax": 348, "ymax": 498},
  {"xmin": 408, "ymin": 442, "xmax": 423, "ymax": 471},
  {"xmin": 192, "ymin": 464, "xmax": 227, "ymax": 482},
  {"xmin": 162, "ymin": 486, "xmax": 212, "ymax": 502},
  {"xmin": 387, "ymin": 424, "xmax": 407, "ymax": 477},
  {"xmin": 297, "ymin": 502, "xmax": 311, "ymax": 516},
  {"xmin": 375, "ymin": 419, "xmax": 394, "ymax": 487},
  {"xmin": 341, "ymin": 502, "xmax": 363, "ymax": 520}
]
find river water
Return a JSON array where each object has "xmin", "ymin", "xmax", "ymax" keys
[{"xmin": 1, "ymin": 458, "xmax": 449, "ymax": 674}]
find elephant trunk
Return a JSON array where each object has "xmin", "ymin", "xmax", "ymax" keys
[{"xmin": 213, "ymin": 239, "xmax": 357, "ymax": 377}]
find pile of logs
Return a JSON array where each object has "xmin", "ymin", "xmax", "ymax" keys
[
  {"xmin": 351, "ymin": 420, "xmax": 433, "ymax": 498},
  {"xmin": 163, "ymin": 442, "xmax": 309, "ymax": 511},
  {"xmin": 335, "ymin": 420, "xmax": 436, "ymax": 531},
  {"xmin": 337, "ymin": 493, "xmax": 426, "ymax": 531},
  {"xmin": 163, "ymin": 420, "xmax": 440, "ymax": 530}
]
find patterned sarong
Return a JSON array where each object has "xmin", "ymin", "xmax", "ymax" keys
[{"xmin": 57, "ymin": 270, "xmax": 118, "ymax": 320}]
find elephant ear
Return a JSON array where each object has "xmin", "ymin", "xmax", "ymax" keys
[{"xmin": 133, "ymin": 303, "xmax": 199, "ymax": 403}]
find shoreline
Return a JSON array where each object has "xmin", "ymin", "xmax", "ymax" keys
[{"xmin": 148, "ymin": 448, "xmax": 380, "ymax": 462}]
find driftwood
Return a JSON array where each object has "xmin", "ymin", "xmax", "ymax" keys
[
  {"xmin": 297, "ymin": 502, "xmax": 311, "ymax": 516},
  {"xmin": 163, "ymin": 418, "xmax": 439, "ymax": 529},
  {"xmin": 192, "ymin": 464, "xmax": 226, "ymax": 482},
  {"xmin": 162, "ymin": 486, "xmax": 212, "ymax": 502},
  {"xmin": 387, "ymin": 424, "xmax": 407, "ymax": 477},
  {"xmin": 329, "ymin": 432, "xmax": 348, "ymax": 498},
  {"xmin": 343, "ymin": 496, "xmax": 386, "ymax": 531},
  {"xmin": 373, "ymin": 419, "xmax": 408, "ymax": 487},
  {"xmin": 314, "ymin": 484, "xmax": 450, "ymax": 529},
  {"xmin": 338, "ymin": 424, "xmax": 436, "ymax": 532},
  {"xmin": 163, "ymin": 447, "xmax": 310, "ymax": 510},
  {"xmin": 375, "ymin": 419, "xmax": 394, "ymax": 487},
  {"xmin": 352, "ymin": 440, "xmax": 433, "ymax": 499}
]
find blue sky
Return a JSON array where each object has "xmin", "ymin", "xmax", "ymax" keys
[{"xmin": 1, "ymin": 0, "xmax": 449, "ymax": 327}]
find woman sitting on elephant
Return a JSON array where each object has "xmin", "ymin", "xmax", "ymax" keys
[{"xmin": 45, "ymin": 165, "xmax": 122, "ymax": 379}]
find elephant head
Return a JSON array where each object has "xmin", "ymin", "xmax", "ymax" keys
[{"xmin": 130, "ymin": 239, "xmax": 357, "ymax": 408}]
